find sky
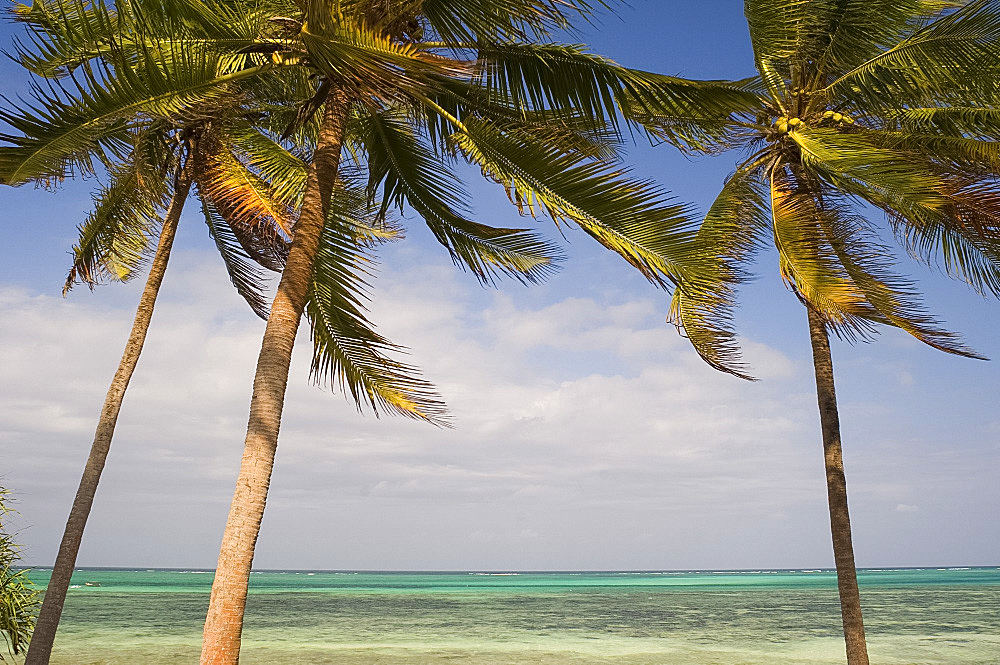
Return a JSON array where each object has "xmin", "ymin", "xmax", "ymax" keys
[{"xmin": 1, "ymin": 1, "xmax": 998, "ymax": 571}]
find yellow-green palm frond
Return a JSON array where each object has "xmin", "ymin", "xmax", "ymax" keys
[
  {"xmin": 472, "ymin": 42, "xmax": 625, "ymax": 132},
  {"xmin": 63, "ymin": 147, "xmax": 171, "ymax": 293},
  {"xmin": 358, "ymin": 109, "xmax": 562, "ymax": 285},
  {"xmin": 451, "ymin": 117, "xmax": 699, "ymax": 289},
  {"xmin": 230, "ymin": 125, "xmax": 310, "ymax": 208},
  {"xmin": 11, "ymin": 0, "xmax": 273, "ymax": 80},
  {"xmin": 893, "ymin": 106, "xmax": 1000, "ymax": 140},
  {"xmin": 420, "ymin": 0, "xmax": 606, "ymax": 43},
  {"xmin": 823, "ymin": 0, "xmax": 1000, "ymax": 108},
  {"xmin": 243, "ymin": 67, "xmax": 324, "ymax": 148},
  {"xmin": 789, "ymin": 127, "xmax": 951, "ymax": 220},
  {"xmin": 668, "ymin": 168, "xmax": 772, "ymax": 381},
  {"xmin": 875, "ymin": 129, "xmax": 1000, "ymax": 171},
  {"xmin": 807, "ymin": 0, "xmax": 964, "ymax": 78},
  {"xmin": 620, "ymin": 71, "xmax": 768, "ymax": 154},
  {"xmin": 770, "ymin": 165, "xmax": 878, "ymax": 335},
  {"xmin": 814, "ymin": 190, "xmax": 984, "ymax": 358},
  {"xmin": 193, "ymin": 130, "xmax": 293, "ymax": 272},
  {"xmin": 301, "ymin": 5, "xmax": 471, "ymax": 101},
  {"xmin": 307, "ymin": 208, "xmax": 449, "ymax": 426},
  {"xmin": 744, "ymin": 0, "xmax": 968, "ymax": 102},
  {"xmin": 0, "ymin": 41, "xmax": 272, "ymax": 185},
  {"xmin": 743, "ymin": 0, "xmax": 812, "ymax": 100},
  {"xmin": 416, "ymin": 74, "xmax": 625, "ymax": 161},
  {"xmin": 201, "ymin": 196, "xmax": 274, "ymax": 319},
  {"xmin": 10, "ymin": 0, "xmax": 121, "ymax": 78},
  {"xmin": 891, "ymin": 175, "xmax": 1000, "ymax": 296}
]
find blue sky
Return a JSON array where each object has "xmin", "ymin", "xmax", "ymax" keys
[{"xmin": 1, "ymin": 1, "xmax": 998, "ymax": 570}]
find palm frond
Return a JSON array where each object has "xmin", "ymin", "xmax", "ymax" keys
[
  {"xmin": 808, "ymin": 0, "xmax": 964, "ymax": 80},
  {"xmin": 790, "ymin": 127, "xmax": 951, "ymax": 220},
  {"xmin": 0, "ymin": 41, "xmax": 272, "ymax": 184},
  {"xmin": 620, "ymin": 71, "xmax": 768, "ymax": 154},
  {"xmin": 892, "ymin": 105, "xmax": 1000, "ymax": 140},
  {"xmin": 420, "ymin": 0, "xmax": 605, "ymax": 43},
  {"xmin": 9, "ymin": 0, "xmax": 121, "ymax": 78},
  {"xmin": 823, "ymin": 0, "xmax": 1000, "ymax": 108},
  {"xmin": 230, "ymin": 124, "xmax": 310, "ymax": 207},
  {"xmin": 814, "ymin": 189, "xmax": 983, "ymax": 357},
  {"xmin": 473, "ymin": 42, "xmax": 625, "ymax": 131},
  {"xmin": 201, "ymin": 197, "xmax": 274, "ymax": 319},
  {"xmin": 306, "ymin": 210, "xmax": 449, "ymax": 425},
  {"xmin": 451, "ymin": 117, "xmax": 700, "ymax": 288},
  {"xmin": 359, "ymin": 109, "xmax": 562, "ymax": 284},
  {"xmin": 744, "ymin": 0, "xmax": 810, "ymax": 99},
  {"xmin": 668, "ymin": 167, "xmax": 772, "ymax": 380},
  {"xmin": 193, "ymin": 129, "xmax": 292, "ymax": 272},
  {"xmin": 770, "ymin": 165, "xmax": 879, "ymax": 336},
  {"xmin": 301, "ymin": 7, "xmax": 470, "ymax": 100},
  {"xmin": 891, "ymin": 175, "xmax": 1000, "ymax": 296},
  {"xmin": 63, "ymin": 151, "xmax": 169, "ymax": 292}
]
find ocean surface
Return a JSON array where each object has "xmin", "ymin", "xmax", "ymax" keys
[{"xmin": 18, "ymin": 567, "xmax": 1000, "ymax": 664}]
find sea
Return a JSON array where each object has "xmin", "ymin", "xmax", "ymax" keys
[{"xmin": 18, "ymin": 567, "xmax": 1000, "ymax": 664}]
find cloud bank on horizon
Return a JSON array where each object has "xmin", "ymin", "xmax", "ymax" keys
[{"xmin": 2, "ymin": 248, "xmax": 997, "ymax": 571}]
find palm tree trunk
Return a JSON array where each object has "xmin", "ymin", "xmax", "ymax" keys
[
  {"xmin": 806, "ymin": 306, "xmax": 870, "ymax": 665},
  {"xmin": 200, "ymin": 93, "xmax": 350, "ymax": 665},
  {"xmin": 24, "ymin": 159, "xmax": 193, "ymax": 665}
]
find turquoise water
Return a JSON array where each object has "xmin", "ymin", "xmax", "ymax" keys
[{"xmin": 20, "ymin": 567, "xmax": 1000, "ymax": 664}]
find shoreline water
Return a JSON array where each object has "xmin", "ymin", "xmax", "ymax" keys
[{"xmin": 17, "ymin": 567, "xmax": 1000, "ymax": 664}]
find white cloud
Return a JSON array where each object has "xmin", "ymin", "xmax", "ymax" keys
[{"xmin": 1, "ymin": 252, "xmax": 998, "ymax": 571}]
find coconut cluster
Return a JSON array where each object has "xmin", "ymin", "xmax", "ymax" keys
[
  {"xmin": 773, "ymin": 116, "xmax": 802, "ymax": 133},
  {"xmin": 821, "ymin": 110, "xmax": 855, "ymax": 125},
  {"xmin": 772, "ymin": 110, "xmax": 855, "ymax": 135}
]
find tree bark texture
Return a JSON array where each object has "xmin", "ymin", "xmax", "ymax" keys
[
  {"xmin": 200, "ymin": 94, "xmax": 349, "ymax": 665},
  {"xmin": 25, "ymin": 160, "xmax": 193, "ymax": 665},
  {"xmin": 806, "ymin": 306, "xmax": 870, "ymax": 665}
]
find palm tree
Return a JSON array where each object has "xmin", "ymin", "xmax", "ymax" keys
[{"xmin": 624, "ymin": 2, "xmax": 1000, "ymax": 663}]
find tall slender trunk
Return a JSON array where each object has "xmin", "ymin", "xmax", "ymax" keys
[
  {"xmin": 200, "ymin": 93, "xmax": 349, "ymax": 665},
  {"xmin": 25, "ymin": 159, "xmax": 193, "ymax": 665},
  {"xmin": 806, "ymin": 306, "xmax": 870, "ymax": 665}
]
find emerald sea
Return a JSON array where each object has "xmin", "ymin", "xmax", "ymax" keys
[{"xmin": 19, "ymin": 567, "xmax": 1000, "ymax": 664}]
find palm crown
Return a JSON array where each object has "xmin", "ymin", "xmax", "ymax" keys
[{"xmin": 645, "ymin": 0, "xmax": 1000, "ymax": 380}]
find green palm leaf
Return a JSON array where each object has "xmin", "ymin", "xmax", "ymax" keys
[
  {"xmin": 823, "ymin": 0, "xmax": 1000, "ymax": 107},
  {"xmin": 668, "ymin": 168, "xmax": 771, "ymax": 380},
  {"xmin": 202, "ymin": 197, "xmax": 274, "ymax": 320},
  {"xmin": 0, "ymin": 43, "xmax": 272, "ymax": 184},
  {"xmin": 306, "ymin": 207, "xmax": 449, "ymax": 425},
  {"xmin": 451, "ymin": 117, "xmax": 699, "ymax": 287},
  {"xmin": 63, "ymin": 156, "xmax": 167, "ymax": 292},
  {"xmin": 420, "ymin": 0, "xmax": 603, "ymax": 43},
  {"xmin": 814, "ymin": 191, "xmax": 982, "ymax": 357},
  {"xmin": 359, "ymin": 109, "xmax": 562, "ymax": 284}
]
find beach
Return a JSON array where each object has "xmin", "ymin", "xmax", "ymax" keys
[{"xmin": 19, "ymin": 567, "xmax": 1000, "ymax": 664}]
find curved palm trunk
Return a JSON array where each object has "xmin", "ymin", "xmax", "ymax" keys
[
  {"xmin": 806, "ymin": 307, "xmax": 870, "ymax": 665},
  {"xmin": 200, "ymin": 94, "xmax": 349, "ymax": 665},
  {"xmin": 24, "ymin": 162, "xmax": 193, "ymax": 665}
]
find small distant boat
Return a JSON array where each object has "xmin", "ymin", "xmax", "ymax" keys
[{"xmin": 83, "ymin": 581, "xmax": 101, "ymax": 587}]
